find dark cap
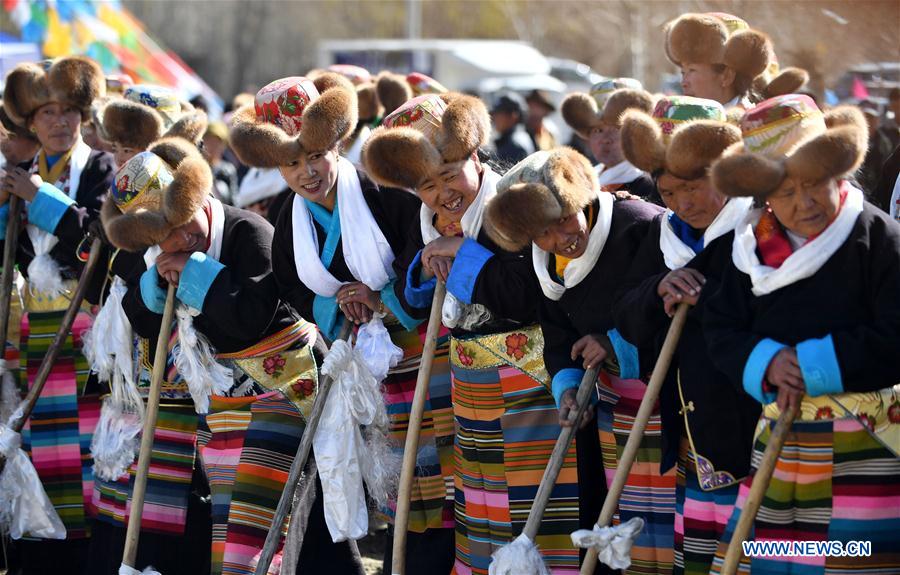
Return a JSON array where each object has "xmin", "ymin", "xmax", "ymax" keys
[
  {"xmin": 490, "ymin": 91, "xmax": 526, "ymax": 116},
  {"xmin": 526, "ymin": 89, "xmax": 556, "ymax": 112}
]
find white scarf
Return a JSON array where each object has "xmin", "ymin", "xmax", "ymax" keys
[
  {"xmin": 343, "ymin": 125, "xmax": 371, "ymax": 168},
  {"xmin": 291, "ymin": 156, "xmax": 394, "ymax": 296},
  {"xmin": 533, "ymin": 189, "xmax": 614, "ymax": 301},
  {"xmin": 597, "ymin": 160, "xmax": 645, "ymax": 188},
  {"xmin": 659, "ymin": 197, "xmax": 753, "ymax": 270},
  {"xmin": 419, "ymin": 166, "xmax": 501, "ymax": 328},
  {"xmin": 732, "ymin": 184, "xmax": 864, "ymax": 296},
  {"xmin": 26, "ymin": 138, "xmax": 92, "ymax": 298}
]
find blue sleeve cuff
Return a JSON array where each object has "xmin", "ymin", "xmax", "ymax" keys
[
  {"xmin": 742, "ymin": 338, "xmax": 785, "ymax": 404},
  {"xmin": 446, "ymin": 239, "xmax": 494, "ymax": 305},
  {"xmin": 608, "ymin": 328, "xmax": 640, "ymax": 380},
  {"xmin": 140, "ymin": 266, "xmax": 167, "ymax": 314},
  {"xmin": 28, "ymin": 182, "xmax": 76, "ymax": 234},
  {"xmin": 797, "ymin": 334, "xmax": 843, "ymax": 397},
  {"xmin": 381, "ymin": 279, "xmax": 421, "ymax": 331},
  {"xmin": 0, "ymin": 203, "xmax": 9, "ymax": 238},
  {"xmin": 551, "ymin": 368, "xmax": 585, "ymax": 408},
  {"xmin": 403, "ymin": 250, "xmax": 436, "ymax": 309},
  {"xmin": 177, "ymin": 252, "xmax": 225, "ymax": 311}
]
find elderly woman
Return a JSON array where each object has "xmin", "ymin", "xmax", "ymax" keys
[
  {"xmin": 704, "ymin": 94, "xmax": 900, "ymax": 575},
  {"xmin": 484, "ymin": 146, "xmax": 675, "ymax": 575},
  {"xmin": 228, "ymin": 74, "xmax": 450, "ymax": 573},
  {"xmin": 0, "ymin": 56, "xmax": 113, "ymax": 574},
  {"xmin": 364, "ymin": 94, "xmax": 581, "ymax": 574},
  {"xmin": 612, "ymin": 95, "xmax": 760, "ymax": 575}
]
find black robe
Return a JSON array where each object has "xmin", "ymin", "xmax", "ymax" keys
[
  {"xmin": 270, "ymin": 170, "xmax": 422, "ymax": 332},
  {"xmin": 703, "ymin": 203, "xmax": 900, "ymax": 398},
  {"xmin": 612, "ymin": 214, "xmax": 761, "ymax": 480},
  {"xmin": 2, "ymin": 151, "xmax": 115, "ymax": 279},
  {"xmin": 392, "ymin": 214, "xmax": 541, "ymax": 336},
  {"xmin": 124, "ymin": 204, "xmax": 303, "ymax": 353}
]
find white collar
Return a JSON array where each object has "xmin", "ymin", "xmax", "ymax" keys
[
  {"xmin": 659, "ymin": 197, "xmax": 752, "ymax": 270},
  {"xmin": 731, "ymin": 183, "xmax": 864, "ymax": 296},
  {"xmin": 597, "ymin": 160, "xmax": 645, "ymax": 187},
  {"xmin": 533, "ymin": 189, "xmax": 614, "ymax": 301}
]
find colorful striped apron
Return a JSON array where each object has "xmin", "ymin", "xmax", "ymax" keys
[
  {"xmin": 450, "ymin": 325, "xmax": 581, "ymax": 575},
  {"xmin": 595, "ymin": 371, "xmax": 677, "ymax": 575},
  {"xmin": 19, "ymin": 280, "xmax": 98, "ymax": 539},
  {"xmin": 197, "ymin": 321, "xmax": 319, "ymax": 575}
]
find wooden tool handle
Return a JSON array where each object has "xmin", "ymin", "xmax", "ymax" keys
[
  {"xmin": 253, "ymin": 318, "xmax": 354, "ymax": 575},
  {"xmin": 523, "ymin": 366, "xmax": 598, "ymax": 539},
  {"xmin": 0, "ymin": 196, "xmax": 23, "ymax": 354},
  {"xmin": 122, "ymin": 283, "xmax": 177, "ymax": 568},
  {"xmin": 581, "ymin": 303, "xmax": 689, "ymax": 574},
  {"xmin": 720, "ymin": 401, "xmax": 799, "ymax": 574},
  {"xmin": 391, "ymin": 282, "xmax": 447, "ymax": 575}
]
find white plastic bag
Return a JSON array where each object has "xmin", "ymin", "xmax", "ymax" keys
[
  {"xmin": 25, "ymin": 225, "xmax": 65, "ymax": 299},
  {"xmin": 571, "ymin": 516, "xmax": 645, "ymax": 570},
  {"xmin": 0, "ymin": 409, "xmax": 66, "ymax": 540},
  {"xmin": 312, "ymin": 340, "xmax": 398, "ymax": 542},
  {"xmin": 354, "ymin": 313, "xmax": 402, "ymax": 382}
]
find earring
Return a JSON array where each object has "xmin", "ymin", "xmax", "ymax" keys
[{"xmin": 30, "ymin": 127, "xmax": 37, "ymax": 133}]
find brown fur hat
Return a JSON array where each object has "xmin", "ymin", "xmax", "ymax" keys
[
  {"xmin": 711, "ymin": 100, "xmax": 867, "ymax": 199},
  {"xmin": 102, "ymin": 150, "xmax": 212, "ymax": 252},
  {"xmin": 759, "ymin": 67, "xmax": 810, "ymax": 99},
  {"xmin": 148, "ymin": 136, "xmax": 204, "ymax": 168},
  {"xmin": 376, "ymin": 72, "xmax": 413, "ymax": 116},
  {"xmin": 665, "ymin": 13, "xmax": 772, "ymax": 80},
  {"xmin": 362, "ymin": 93, "xmax": 490, "ymax": 191},
  {"xmin": 0, "ymin": 103, "xmax": 37, "ymax": 141},
  {"xmin": 621, "ymin": 109, "xmax": 740, "ymax": 179},
  {"xmin": 163, "ymin": 107, "xmax": 208, "ymax": 144},
  {"xmin": 3, "ymin": 56, "xmax": 105, "ymax": 127},
  {"xmin": 562, "ymin": 88, "xmax": 654, "ymax": 139},
  {"xmin": 356, "ymin": 82, "xmax": 383, "ymax": 122},
  {"xmin": 228, "ymin": 75, "xmax": 358, "ymax": 168},
  {"xmin": 102, "ymin": 99, "xmax": 164, "ymax": 149},
  {"xmin": 484, "ymin": 148, "xmax": 597, "ymax": 252}
]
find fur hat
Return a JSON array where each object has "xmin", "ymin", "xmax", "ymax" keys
[
  {"xmin": 621, "ymin": 95, "xmax": 740, "ymax": 179},
  {"xmin": 376, "ymin": 72, "xmax": 413, "ymax": 117},
  {"xmin": 757, "ymin": 67, "xmax": 810, "ymax": 99},
  {"xmin": 228, "ymin": 73, "xmax": 358, "ymax": 168},
  {"xmin": 562, "ymin": 88, "xmax": 654, "ymax": 139},
  {"xmin": 99, "ymin": 85, "xmax": 208, "ymax": 149},
  {"xmin": 0, "ymin": 103, "xmax": 37, "ymax": 141},
  {"xmin": 361, "ymin": 93, "xmax": 490, "ymax": 191},
  {"xmin": 589, "ymin": 77, "xmax": 643, "ymax": 109},
  {"xmin": 711, "ymin": 95, "xmax": 868, "ymax": 200},
  {"xmin": 356, "ymin": 82, "xmax": 383, "ymax": 123},
  {"xmin": 665, "ymin": 13, "xmax": 773, "ymax": 81},
  {"xmin": 3, "ymin": 56, "xmax": 105, "ymax": 127},
  {"xmin": 101, "ymin": 148, "xmax": 212, "ymax": 252},
  {"xmin": 484, "ymin": 148, "xmax": 597, "ymax": 252}
]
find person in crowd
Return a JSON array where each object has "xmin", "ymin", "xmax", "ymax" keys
[
  {"xmin": 0, "ymin": 103, "xmax": 41, "ymax": 170},
  {"xmin": 364, "ymin": 93, "xmax": 582, "ymax": 574},
  {"xmin": 613, "ymin": 95, "xmax": 759, "ymax": 575},
  {"xmin": 86, "ymin": 138, "xmax": 211, "ymax": 575},
  {"xmin": 704, "ymin": 94, "xmax": 900, "ymax": 575},
  {"xmin": 562, "ymin": 83, "xmax": 660, "ymax": 203},
  {"xmin": 234, "ymin": 166, "xmax": 293, "ymax": 224},
  {"xmin": 229, "ymin": 72, "xmax": 430, "ymax": 573},
  {"xmin": 665, "ymin": 12, "xmax": 772, "ymax": 110},
  {"xmin": 104, "ymin": 131, "xmax": 364, "ymax": 574},
  {"xmin": 490, "ymin": 91, "xmax": 535, "ymax": 165},
  {"xmin": 483, "ymin": 147, "xmax": 672, "ymax": 575},
  {"xmin": 98, "ymin": 83, "xmax": 208, "ymax": 169},
  {"xmin": 0, "ymin": 55, "xmax": 114, "ymax": 575},
  {"xmin": 203, "ymin": 120, "xmax": 238, "ymax": 204},
  {"xmin": 525, "ymin": 89, "xmax": 559, "ymax": 151},
  {"xmin": 879, "ymin": 87, "xmax": 900, "ymax": 150}
]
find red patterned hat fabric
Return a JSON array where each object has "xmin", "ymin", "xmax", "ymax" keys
[
  {"xmin": 652, "ymin": 95, "xmax": 726, "ymax": 137},
  {"xmin": 407, "ymin": 73, "xmax": 449, "ymax": 96},
  {"xmin": 740, "ymin": 94, "xmax": 824, "ymax": 157},
  {"xmin": 382, "ymin": 94, "xmax": 448, "ymax": 140},
  {"xmin": 254, "ymin": 77, "xmax": 320, "ymax": 137},
  {"xmin": 328, "ymin": 64, "xmax": 372, "ymax": 85}
]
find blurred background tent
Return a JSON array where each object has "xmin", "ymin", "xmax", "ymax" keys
[{"xmin": 0, "ymin": 0, "xmax": 222, "ymax": 116}]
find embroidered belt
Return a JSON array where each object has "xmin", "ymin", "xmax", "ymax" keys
[
  {"xmin": 449, "ymin": 324, "xmax": 550, "ymax": 387},
  {"xmin": 761, "ymin": 385, "xmax": 900, "ymax": 457},
  {"xmin": 218, "ymin": 320, "xmax": 319, "ymax": 419}
]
